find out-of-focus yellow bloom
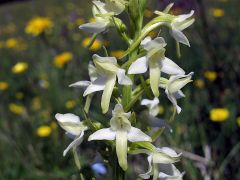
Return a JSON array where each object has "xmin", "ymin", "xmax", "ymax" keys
[
  {"xmin": 37, "ymin": 125, "xmax": 52, "ymax": 137},
  {"xmin": 0, "ymin": 81, "xmax": 9, "ymax": 91},
  {"xmin": 53, "ymin": 52, "xmax": 73, "ymax": 68},
  {"xmin": 31, "ymin": 97, "xmax": 42, "ymax": 111},
  {"xmin": 204, "ymin": 71, "xmax": 217, "ymax": 81},
  {"xmin": 210, "ymin": 108, "xmax": 230, "ymax": 122},
  {"xmin": 12, "ymin": 62, "xmax": 28, "ymax": 74},
  {"xmin": 194, "ymin": 79, "xmax": 205, "ymax": 89},
  {"xmin": 159, "ymin": 105, "xmax": 164, "ymax": 115},
  {"xmin": 5, "ymin": 38, "xmax": 18, "ymax": 48},
  {"xmin": 236, "ymin": 117, "xmax": 240, "ymax": 127},
  {"xmin": 15, "ymin": 92, "xmax": 24, "ymax": 100},
  {"xmin": 144, "ymin": 9, "xmax": 153, "ymax": 18},
  {"xmin": 212, "ymin": 8, "xmax": 225, "ymax": 18},
  {"xmin": 9, "ymin": 103, "xmax": 25, "ymax": 115},
  {"xmin": 25, "ymin": 17, "xmax": 53, "ymax": 36},
  {"xmin": 110, "ymin": 50, "xmax": 125, "ymax": 59},
  {"xmin": 65, "ymin": 100, "xmax": 76, "ymax": 109},
  {"xmin": 82, "ymin": 37, "xmax": 102, "ymax": 51}
]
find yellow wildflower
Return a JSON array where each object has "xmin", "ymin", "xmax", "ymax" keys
[
  {"xmin": 5, "ymin": 38, "xmax": 18, "ymax": 48},
  {"xmin": 0, "ymin": 81, "xmax": 9, "ymax": 91},
  {"xmin": 9, "ymin": 103, "xmax": 25, "ymax": 115},
  {"xmin": 82, "ymin": 37, "xmax": 102, "ymax": 51},
  {"xmin": 12, "ymin": 62, "xmax": 28, "ymax": 74},
  {"xmin": 53, "ymin": 52, "xmax": 73, "ymax": 68},
  {"xmin": 212, "ymin": 8, "xmax": 225, "ymax": 18},
  {"xmin": 204, "ymin": 71, "xmax": 217, "ymax": 81},
  {"xmin": 210, "ymin": 108, "xmax": 230, "ymax": 122},
  {"xmin": 110, "ymin": 50, "xmax": 125, "ymax": 59},
  {"xmin": 65, "ymin": 100, "xmax": 76, "ymax": 109},
  {"xmin": 25, "ymin": 17, "xmax": 53, "ymax": 36},
  {"xmin": 194, "ymin": 79, "xmax": 205, "ymax": 89},
  {"xmin": 236, "ymin": 117, "xmax": 240, "ymax": 127},
  {"xmin": 15, "ymin": 92, "xmax": 24, "ymax": 100},
  {"xmin": 37, "ymin": 125, "xmax": 52, "ymax": 137}
]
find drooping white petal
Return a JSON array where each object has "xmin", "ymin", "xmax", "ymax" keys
[
  {"xmin": 141, "ymin": 97, "xmax": 160, "ymax": 117},
  {"xmin": 55, "ymin": 113, "xmax": 83, "ymax": 136},
  {"xmin": 170, "ymin": 28, "xmax": 190, "ymax": 47},
  {"xmin": 160, "ymin": 57, "xmax": 185, "ymax": 75},
  {"xmin": 79, "ymin": 21, "xmax": 108, "ymax": 33},
  {"xmin": 83, "ymin": 77, "xmax": 107, "ymax": 96},
  {"xmin": 139, "ymin": 155, "xmax": 153, "ymax": 179},
  {"xmin": 116, "ymin": 130, "xmax": 128, "ymax": 171},
  {"xmin": 128, "ymin": 56, "xmax": 148, "ymax": 74},
  {"xmin": 159, "ymin": 164, "xmax": 184, "ymax": 180},
  {"xmin": 88, "ymin": 128, "xmax": 116, "ymax": 141},
  {"xmin": 127, "ymin": 127, "xmax": 152, "ymax": 142},
  {"xmin": 165, "ymin": 89, "xmax": 182, "ymax": 114},
  {"xmin": 149, "ymin": 58, "xmax": 161, "ymax": 97},
  {"xmin": 63, "ymin": 131, "xmax": 84, "ymax": 156},
  {"xmin": 161, "ymin": 147, "xmax": 180, "ymax": 157},
  {"xmin": 101, "ymin": 75, "xmax": 116, "ymax": 113},
  {"xmin": 117, "ymin": 68, "xmax": 132, "ymax": 85},
  {"xmin": 173, "ymin": 90, "xmax": 185, "ymax": 99},
  {"xmin": 69, "ymin": 81, "xmax": 91, "ymax": 88}
]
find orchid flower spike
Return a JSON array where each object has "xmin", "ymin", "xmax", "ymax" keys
[
  {"xmin": 160, "ymin": 72, "xmax": 194, "ymax": 114},
  {"xmin": 141, "ymin": 97, "xmax": 160, "ymax": 117},
  {"xmin": 55, "ymin": 113, "xmax": 88, "ymax": 156},
  {"xmin": 79, "ymin": 0, "xmax": 126, "ymax": 33},
  {"xmin": 128, "ymin": 37, "xmax": 185, "ymax": 97},
  {"xmin": 72, "ymin": 54, "xmax": 131, "ymax": 113},
  {"xmin": 88, "ymin": 104, "xmax": 152, "ymax": 171},
  {"xmin": 155, "ymin": 9, "xmax": 195, "ymax": 46},
  {"xmin": 132, "ymin": 147, "xmax": 182, "ymax": 180}
]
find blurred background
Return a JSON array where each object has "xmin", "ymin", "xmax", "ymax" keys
[{"xmin": 0, "ymin": 0, "xmax": 239, "ymax": 179}]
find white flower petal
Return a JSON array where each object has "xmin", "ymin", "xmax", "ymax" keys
[
  {"xmin": 116, "ymin": 130, "xmax": 128, "ymax": 171},
  {"xmin": 139, "ymin": 155, "xmax": 153, "ymax": 179},
  {"xmin": 83, "ymin": 77, "xmax": 107, "ymax": 96},
  {"xmin": 93, "ymin": 54, "xmax": 117, "ymax": 64},
  {"xmin": 152, "ymin": 147, "xmax": 181, "ymax": 164},
  {"xmin": 88, "ymin": 63, "xmax": 98, "ymax": 82},
  {"xmin": 175, "ymin": 10, "xmax": 194, "ymax": 22},
  {"xmin": 143, "ymin": 37, "xmax": 166, "ymax": 51},
  {"xmin": 117, "ymin": 68, "xmax": 132, "ymax": 85},
  {"xmin": 170, "ymin": 28, "xmax": 190, "ymax": 47},
  {"xmin": 128, "ymin": 56, "xmax": 148, "ymax": 74},
  {"xmin": 165, "ymin": 89, "xmax": 181, "ymax": 114},
  {"xmin": 173, "ymin": 90, "xmax": 185, "ymax": 99},
  {"xmin": 69, "ymin": 81, "xmax": 91, "ymax": 88},
  {"xmin": 140, "ymin": 36, "xmax": 152, "ymax": 47},
  {"xmin": 63, "ymin": 131, "xmax": 84, "ymax": 156},
  {"xmin": 55, "ymin": 113, "xmax": 83, "ymax": 136},
  {"xmin": 88, "ymin": 128, "xmax": 116, "ymax": 141},
  {"xmin": 79, "ymin": 21, "xmax": 108, "ymax": 33},
  {"xmin": 127, "ymin": 127, "xmax": 152, "ymax": 142},
  {"xmin": 160, "ymin": 57, "xmax": 185, "ymax": 75}
]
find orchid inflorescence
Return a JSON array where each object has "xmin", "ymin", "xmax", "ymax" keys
[{"xmin": 55, "ymin": 0, "xmax": 194, "ymax": 179}]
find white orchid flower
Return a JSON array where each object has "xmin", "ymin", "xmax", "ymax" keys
[
  {"xmin": 55, "ymin": 113, "xmax": 88, "ymax": 156},
  {"xmin": 141, "ymin": 97, "xmax": 160, "ymax": 116},
  {"xmin": 132, "ymin": 147, "xmax": 181, "ymax": 180},
  {"xmin": 154, "ymin": 10, "xmax": 194, "ymax": 47},
  {"xmin": 79, "ymin": 0, "xmax": 126, "ymax": 33},
  {"xmin": 88, "ymin": 104, "xmax": 152, "ymax": 171},
  {"xmin": 159, "ymin": 164, "xmax": 184, "ymax": 180},
  {"xmin": 160, "ymin": 72, "xmax": 194, "ymax": 114},
  {"xmin": 128, "ymin": 37, "xmax": 185, "ymax": 97}
]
